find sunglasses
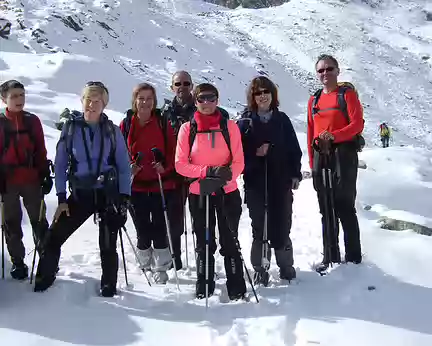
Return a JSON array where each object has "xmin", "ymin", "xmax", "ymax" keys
[
  {"xmin": 317, "ymin": 66, "xmax": 336, "ymax": 74},
  {"xmin": 196, "ymin": 94, "xmax": 217, "ymax": 103},
  {"xmin": 253, "ymin": 89, "xmax": 271, "ymax": 97},
  {"xmin": 173, "ymin": 81, "xmax": 191, "ymax": 87},
  {"xmin": 86, "ymin": 81, "xmax": 109, "ymax": 94}
]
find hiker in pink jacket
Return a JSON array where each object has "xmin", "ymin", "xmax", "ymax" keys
[{"xmin": 175, "ymin": 83, "xmax": 246, "ymax": 301}]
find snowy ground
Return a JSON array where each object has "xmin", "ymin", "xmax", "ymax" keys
[{"xmin": 1, "ymin": 0, "xmax": 432, "ymax": 345}]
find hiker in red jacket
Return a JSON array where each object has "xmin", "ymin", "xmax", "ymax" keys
[
  {"xmin": 175, "ymin": 83, "xmax": 247, "ymax": 300},
  {"xmin": 120, "ymin": 83, "xmax": 179, "ymax": 284},
  {"xmin": 0, "ymin": 80, "xmax": 52, "ymax": 280},
  {"xmin": 307, "ymin": 55, "xmax": 364, "ymax": 273}
]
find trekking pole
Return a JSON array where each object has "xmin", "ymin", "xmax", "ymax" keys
[
  {"xmin": 1, "ymin": 196, "xmax": 5, "ymax": 279},
  {"xmin": 262, "ymin": 156, "xmax": 270, "ymax": 271},
  {"xmin": 151, "ymin": 148, "xmax": 180, "ymax": 291},
  {"xmin": 205, "ymin": 194, "xmax": 210, "ymax": 309},
  {"xmin": 118, "ymin": 228, "xmax": 129, "ymax": 287},
  {"xmin": 183, "ymin": 204, "xmax": 189, "ymax": 268},
  {"xmin": 30, "ymin": 199, "xmax": 45, "ymax": 284},
  {"xmin": 121, "ymin": 225, "xmax": 151, "ymax": 286}
]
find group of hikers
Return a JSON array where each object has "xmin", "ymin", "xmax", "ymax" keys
[{"xmin": 0, "ymin": 54, "xmax": 365, "ymax": 301}]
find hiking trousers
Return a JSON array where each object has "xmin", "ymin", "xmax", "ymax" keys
[
  {"xmin": 245, "ymin": 187, "xmax": 294, "ymax": 271},
  {"xmin": 35, "ymin": 189, "xmax": 120, "ymax": 287},
  {"xmin": 189, "ymin": 189, "xmax": 246, "ymax": 294},
  {"xmin": 1, "ymin": 184, "xmax": 48, "ymax": 264},
  {"xmin": 313, "ymin": 143, "xmax": 362, "ymax": 263}
]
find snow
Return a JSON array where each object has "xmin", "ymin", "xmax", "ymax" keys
[{"xmin": 1, "ymin": 0, "xmax": 432, "ymax": 345}]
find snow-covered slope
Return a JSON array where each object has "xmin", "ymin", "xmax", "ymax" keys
[
  {"xmin": 197, "ymin": 0, "xmax": 432, "ymax": 148},
  {"xmin": 1, "ymin": 0, "xmax": 432, "ymax": 345}
]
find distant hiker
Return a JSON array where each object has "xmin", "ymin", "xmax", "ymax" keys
[
  {"xmin": 34, "ymin": 82, "xmax": 131, "ymax": 297},
  {"xmin": 379, "ymin": 122, "xmax": 390, "ymax": 148},
  {"xmin": 308, "ymin": 55, "xmax": 364, "ymax": 273},
  {"xmin": 120, "ymin": 83, "xmax": 179, "ymax": 283},
  {"xmin": 0, "ymin": 80, "xmax": 52, "ymax": 281},
  {"xmin": 238, "ymin": 76, "xmax": 302, "ymax": 286},
  {"xmin": 175, "ymin": 83, "xmax": 247, "ymax": 300}
]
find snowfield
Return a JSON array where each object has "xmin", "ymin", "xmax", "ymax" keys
[{"xmin": 1, "ymin": 0, "xmax": 432, "ymax": 345}]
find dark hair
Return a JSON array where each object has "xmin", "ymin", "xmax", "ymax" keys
[
  {"xmin": 315, "ymin": 54, "xmax": 339, "ymax": 69},
  {"xmin": 132, "ymin": 83, "xmax": 158, "ymax": 113},
  {"xmin": 172, "ymin": 71, "xmax": 192, "ymax": 84},
  {"xmin": 246, "ymin": 76, "xmax": 279, "ymax": 111},
  {"xmin": 193, "ymin": 83, "xmax": 219, "ymax": 101},
  {"xmin": 0, "ymin": 80, "xmax": 25, "ymax": 98}
]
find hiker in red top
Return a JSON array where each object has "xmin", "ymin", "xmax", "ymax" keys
[
  {"xmin": 0, "ymin": 80, "xmax": 52, "ymax": 280},
  {"xmin": 175, "ymin": 83, "xmax": 247, "ymax": 301},
  {"xmin": 307, "ymin": 55, "xmax": 364, "ymax": 274},
  {"xmin": 120, "ymin": 83, "xmax": 178, "ymax": 284}
]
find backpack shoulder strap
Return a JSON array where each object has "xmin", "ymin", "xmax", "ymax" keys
[
  {"xmin": 337, "ymin": 86, "xmax": 350, "ymax": 123},
  {"xmin": 311, "ymin": 89, "xmax": 323, "ymax": 118},
  {"xmin": 188, "ymin": 117, "xmax": 197, "ymax": 157},
  {"xmin": 105, "ymin": 119, "xmax": 117, "ymax": 168},
  {"xmin": 220, "ymin": 117, "xmax": 232, "ymax": 162},
  {"xmin": 154, "ymin": 108, "xmax": 168, "ymax": 153},
  {"xmin": 121, "ymin": 109, "xmax": 134, "ymax": 144}
]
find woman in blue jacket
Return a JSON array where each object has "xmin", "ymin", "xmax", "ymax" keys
[
  {"xmin": 238, "ymin": 76, "xmax": 302, "ymax": 286},
  {"xmin": 34, "ymin": 82, "xmax": 131, "ymax": 297}
]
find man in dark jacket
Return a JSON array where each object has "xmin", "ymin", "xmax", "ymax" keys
[
  {"xmin": 239, "ymin": 76, "xmax": 302, "ymax": 286},
  {"xmin": 0, "ymin": 80, "xmax": 52, "ymax": 280}
]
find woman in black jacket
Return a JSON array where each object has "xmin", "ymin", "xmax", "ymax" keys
[{"xmin": 238, "ymin": 76, "xmax": 302, "ymax": 286}]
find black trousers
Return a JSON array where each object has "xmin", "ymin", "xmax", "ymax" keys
[
  {"xmin": 381, "ymin": 136, "xmax": 389, "ymax": 148},
  {"xmin": 130, "ymin": 190, "xmax": 183, "ymax": 252},
  {"xmin": 188, "ymin": 189, "xmax": 242, "ymax": 257},
  {"xmin": 313, "ymin": 144, "xmax": 362, "ymax": 263},
  {"xmin": 36, "ymin": 189, "xmax": 120, "ymax": 287}
]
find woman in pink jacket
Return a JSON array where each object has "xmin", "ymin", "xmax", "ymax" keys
[{"xmin": 175, "ymin": 83, "xmax": 246, "ymax": 301}]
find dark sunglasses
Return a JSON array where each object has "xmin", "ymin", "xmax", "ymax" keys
[
  {"xmin": 317, "ymin": 66, "xmax": 336, "ymax": 74},
  {"xmin": 253, "ymin": 89, "xmax": 271, "ymax": 97},
  {"xmin": 196, "ymin": 94, "xmax": 217, "ymax": 103},
  {"xmin": 86, "ymin": 81, "xmax": 109, "ymax": 93},
  {"xmin": 174, "ymin": 81, "xmax": 191, "ymax": 87}
]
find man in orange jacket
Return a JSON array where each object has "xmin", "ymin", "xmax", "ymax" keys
[{"xmin": 307, "ymin": 55, "xmax": 363, "ymax": 273}]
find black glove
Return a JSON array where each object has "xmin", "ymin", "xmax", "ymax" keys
[
  {"xmin": 108, "ymin": 194, "xmax": 129, "ymax": 229},
  {"xmin": 151, "ymin": 147, "xmax": 165, "ymax": 164},
  {"xmin": 41, "ymin": 175, "xmax": 53, "ymax": 195},
  {"xmin": 207, "ymin": 166, "xmax": 232, "ymax": 182}
]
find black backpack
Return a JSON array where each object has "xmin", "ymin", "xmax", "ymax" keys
[
  {"xmin": 188, "ymin": 115, "xmax": 232, "ymax": 163},
  {"xmin": 311, "ymin": 83, "xmax": 365, "ymax": 151},
  {"xmin": 0, "ymin": 111, "xmax": 38, "ymax": 169},
  {"xmin": 59, "ymin": 112, "xmax": 117, "ymax": 181}
]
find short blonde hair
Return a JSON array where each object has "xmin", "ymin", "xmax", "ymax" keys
[{"xmin": 81, "ymin": 85, "xmax": 109, "ymax": 107}]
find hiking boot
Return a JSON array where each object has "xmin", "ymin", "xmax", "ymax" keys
[
  {"xmin": 345, "ymin": 254, "xmax": 362, "ymax": 264},
  {"xmin": 280, "ymin": 266, "xmax": 296, "ymax": 281},
  {"xmin": 153, "ymin": 271, "xmax": 169, "ymax": 284},
  {"xmin": 100, "ymin": 284, "xmax": 117, "ymax": 297},
  {"xmin": 224, "ymin": 256, "xmax": 246, "ymax": 300},
  {"xmin": 195, "ymin": 279, "xmax": 215, "ymax": 299},
  {"xmin": 11, "ymin": 262, "xmax": 28, "ymax": 280},
  {"xmin": 34, "ymin": 274, "xmax": 56, "ymax": 292},
  {"xmin": 253, "ymin": 270, "xmax": 270, "ymax": 287}
]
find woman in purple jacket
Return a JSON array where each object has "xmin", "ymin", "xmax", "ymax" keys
[{"xmin": 34, "ymin": 82, "xmax": 131, "ymax": 297}]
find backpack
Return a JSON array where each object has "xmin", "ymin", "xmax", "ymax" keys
[
  {"xmin": 380, "ymin": 123, "xmax": 389, "ymax": 136},
  {"xmin": 311, "ymin": 82, "xmax": 365, "ymax": 151},
  {"xmin": 59, "ymin": 111, "xmax": 117, "ymax": 182},
  {"xmin": 188, "ymin": 116, "xmax": 232, "ymax": 163},
  {"xmin": 0, "ymin": 111, "xmax": 38, "ymax": 169},
  {"xmin": 121, "ymin": 108, "xmax": 168, "ymax": 155}
]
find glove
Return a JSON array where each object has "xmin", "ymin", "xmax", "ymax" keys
[
  {"xmin": 206, "ymin": 166, "xmax": 232, "ymax": 182},
  {"xmin": 108, "ymin": 194, "xmax": 129, "ymax": 229},
  {"xmin": 41, "ymin": 175, "xmax": 53, "ymax": 195},
  {"xmin": 291, "ymin": 178, "xmax": 300, "ymax": 190}
]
